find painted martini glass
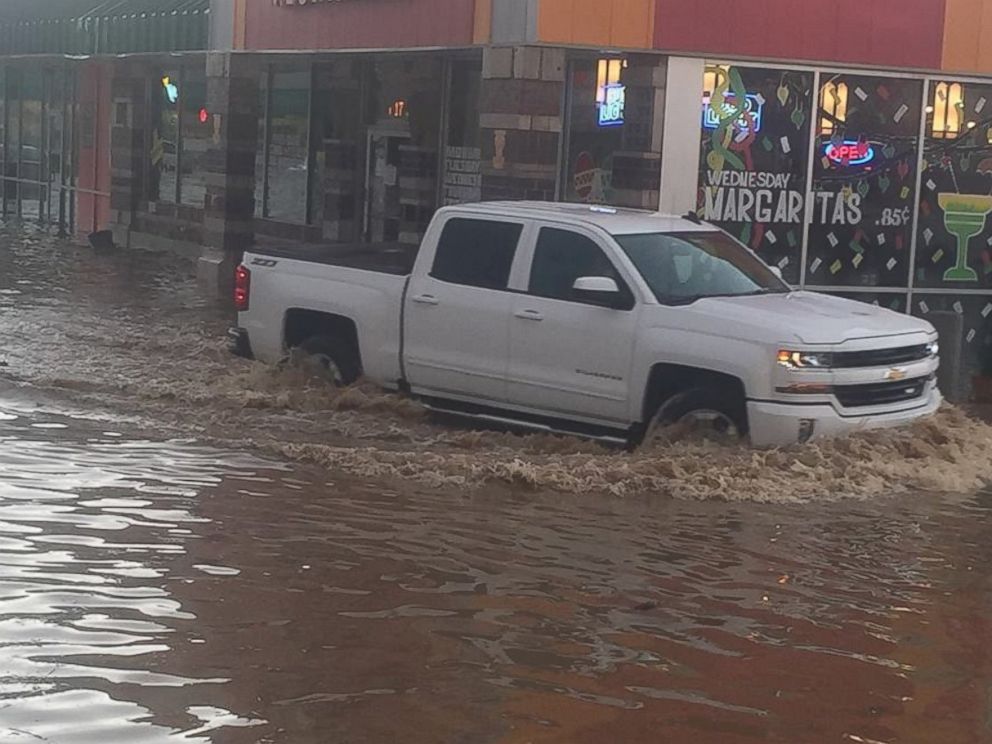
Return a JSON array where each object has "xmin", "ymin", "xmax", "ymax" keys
[{"xmin": 938, "ymin": 193, "xmax": 992, "ymax": 281}]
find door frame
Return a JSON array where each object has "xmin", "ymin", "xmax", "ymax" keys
[{"xmin": 362, "ymin": 122, "xmax": 410, "ymax": 242}]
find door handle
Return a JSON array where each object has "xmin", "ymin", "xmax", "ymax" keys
[
  {"xmin": 411, "ymin": 294, "xmax": 439, "ymax": 306},
  {"xmin": 514, "ymin": 309, "xmax": 544, "ymax": 321}
]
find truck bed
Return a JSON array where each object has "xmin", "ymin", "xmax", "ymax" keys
[{"xmin": 251, "ymin": 241, "xmax": 419, "ymax": 276}]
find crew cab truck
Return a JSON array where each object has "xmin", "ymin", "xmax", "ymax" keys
[{"xmin": 230, "ymin": 202, "xmax": 941, "ymax": 447}]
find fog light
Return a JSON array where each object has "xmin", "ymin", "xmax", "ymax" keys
[{"xmin": 798, "ymin": 418, "xmax": 816, "ymax": 444}]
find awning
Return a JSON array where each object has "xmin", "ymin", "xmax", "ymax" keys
[{"xmin": 0, "ymin": 0, "xmax": 209, "ymax": 56}]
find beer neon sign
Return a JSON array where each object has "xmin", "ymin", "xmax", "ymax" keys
[
  {"xmin": 598, "ymin": 83, "xmax": 625, "ymax": 128},
  {"xmin": 824, "ymin": 140, "xmax": 876, "ymax": 166},
  {"xmin": 161, "ymin": 76, "xmax": 178, "ymax": 104},
  {"xmin": 702, "ymin": 93, "xmax": 764, "ymax": 134}
]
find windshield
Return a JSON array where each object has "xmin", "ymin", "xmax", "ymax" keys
[{"xmin": 613, "ymin": 230, "xmax": 789, "ymax": 305}]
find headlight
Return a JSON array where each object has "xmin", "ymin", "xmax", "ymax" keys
[
  {"xmin": 926, "ymin": 340, "xmax": 939, "ymax": 358},
  {"xmin": 777, "ymin": 350, "xmax": 833, "ymax": 369}
]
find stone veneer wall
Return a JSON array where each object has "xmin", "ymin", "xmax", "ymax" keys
[
  {"xmin": 479, "ymin": 46, "xmax": 564, "ymax": 203},
  {"xmin": 197, "ymin": 52, "xmax": 261, "ymax": 294}
]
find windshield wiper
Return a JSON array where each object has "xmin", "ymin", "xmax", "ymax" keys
[
  {"xmin": 662, "ymin": 289, "xmax": 783, "ymax": 306},
  {"xmin": 662, "ymin": 295, "xmax": 703, "ymax": 306},
  {"xmin": 735, "ymin": 288, "xmax": 783, "ymax": 296}
]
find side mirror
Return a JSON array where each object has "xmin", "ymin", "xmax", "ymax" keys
[
  {"xmin": 770, "ymin": 266, "xmax": 783, "ymax": 280},
  {"xmin": 572, "ymin": 276, "xmax": 624, "ymax": 307}
]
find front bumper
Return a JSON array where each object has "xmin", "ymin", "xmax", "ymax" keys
[
  {"xmin": 747, "ymin": 386, "xmax": 942, "ymax": 447},
  {"xmin": 228, "ymin": 327, "xmax": 254, "ymax": 359}
]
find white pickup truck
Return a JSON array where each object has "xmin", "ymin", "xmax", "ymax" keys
[{"xmin": 230, "ymin": 202, "xmax": 941, "ymax": 447}]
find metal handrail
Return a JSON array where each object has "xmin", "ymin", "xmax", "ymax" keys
[{"xmin": 1, "ymin": 176, "xmax": 110, "ymax": 198}]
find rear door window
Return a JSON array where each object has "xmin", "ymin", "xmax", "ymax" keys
[{"xmin": 431, "ymin": 218, "xmax": 522, "ymax": 290}]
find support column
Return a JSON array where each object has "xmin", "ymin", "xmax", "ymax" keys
[
  {"xmin": 479, "ymin": 46, "xmax": 564, "ymax": 202},
  {"xmin": 198, "ymin": 52, "xmax": 259, "ymax": 300},
  {"xmin": 658, "ymin": 57, "xmax": 704, "ymax": 216}
]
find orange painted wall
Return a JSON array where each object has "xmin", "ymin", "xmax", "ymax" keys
[
  {"xmin": 538, "ymin": 0, "xmax": 654, "ymax": 49},
  {"xmin": 474, "ymin": 0, "xmax": 491, "ymax": 44},
  {"xmin": 942, "ymin": 0, "xmax": 992, "ymax": 72}
]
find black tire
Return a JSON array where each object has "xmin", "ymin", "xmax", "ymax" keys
[
  {"xmin": 642, "ymin": 386, "xmax": 747, "ymax": 445},
  {"xmin": 297, "ymin": 334, "xmax": 361, "ymax": 386}
]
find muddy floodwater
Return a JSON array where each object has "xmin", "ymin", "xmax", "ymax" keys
[{"xmin": 1, "ymin": 227, "xmax": 991, "ymax": 743}]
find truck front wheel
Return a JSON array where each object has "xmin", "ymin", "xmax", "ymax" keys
[
  {"xmin": 296, "ymin": 335, "xmax": 361, "ymax": 387},
  {"xmin": 642, "ymin": 387, "xmax": 747, "ymax": 446}
]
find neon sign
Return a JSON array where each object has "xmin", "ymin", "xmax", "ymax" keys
[
  {"xmin": 702, "ymin": 93, "xmax": 764, "ymax": 134},
  {"xmin": 161, "ymin": 76, "xmax": 178, "ymax": 104},
  {"xmin": 598, "ymin": 83, "xmax": 625, "ymax": 128},
  {"xmin": 824, "ymin": 140, "xmax": 876, "ymax": 166}
]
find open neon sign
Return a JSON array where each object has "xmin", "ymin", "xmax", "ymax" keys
[{"xmin": 824, "ymin": 140, "xmax": 876, "ymax": 166}]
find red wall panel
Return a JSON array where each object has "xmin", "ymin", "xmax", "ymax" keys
[
  {"xmin": 76, "ymin": 61, "xmax": 112, "ymax": 237},
  {"xmin": 245, "ymin": 0, "xmax": 476, "ymax": 51},
  {"xmin": 655, "ymin": 0, "xmax": 946, "ymax": 70}
]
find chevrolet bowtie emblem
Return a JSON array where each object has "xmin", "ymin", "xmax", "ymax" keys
[{"xmin": 885, "ymin": 368, "xmax": 907, "ymax": 381}]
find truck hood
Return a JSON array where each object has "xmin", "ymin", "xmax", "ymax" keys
[{"xmin": 655, "ymin": 291, "xmax": 935, "ymax": 345}]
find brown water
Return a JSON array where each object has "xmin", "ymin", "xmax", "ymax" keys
[
  {"xmin": 1, "ymin": 227, "xmax": 992, "ymax": 742},
  {"xmin": 0, "ymin": 401, "xmax": 990, "ymax": 743}
]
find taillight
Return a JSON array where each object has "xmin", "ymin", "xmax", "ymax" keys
[{"xmin": 234, "ymin": 265, "xmax": 251, "ymax": 311}]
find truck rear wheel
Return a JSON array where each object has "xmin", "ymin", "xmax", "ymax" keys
[
  {"xmin": 297, "ymin": 335, "xmax": 361, "ymax": 387},
  {"xmin": 642, "ymin": 387, "xmax": 746, "ymax": 446}
]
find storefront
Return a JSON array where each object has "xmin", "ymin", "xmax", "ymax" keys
[
  {"xmin": 0, "ymin": 0, "xmax": 985, "ymax": 395},
  {"xmin": 221, "ymin": 50, "xmax": 482, "ymax": 248},
  {"xmin": 560, "ymin": 55, "xmax": 665, "ymax": 209},
  {"xmin": 693, "ymin": 60, "xmax": 992, "ymax": 397},
  {"xmin": 0, "ymin": 0, "xmax": 209, "ymax": 239}
]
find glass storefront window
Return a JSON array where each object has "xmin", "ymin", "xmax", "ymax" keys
[
  {"xmin": 441, "ymin": 58, "xmax": 482, "ymax": 207},
  {"xmin": 698, "ymin": 64, "xmax": 814, "ymax": 284},
  {"xmin": 310, "ymin": 59, "xmax": 363, "ymax": 240},
  {"xmin": 264, "ymin": 69, "xmax": 310, "ymax": 224},
  {"xmin": 151, "ymin": 68, "xmax": 180, "ymax": 204},
  {"xmin": 148, "ymin": 63, "xmax": 210, "ymax": 210},
  {"xmin": 5, "ymin": 70, "xmax": 21, "ymax": 215},
  {"xmin": 833, "ymin": 292, "xmax": 908, "ymax": 314},
  {"xmin": 250, "ymin": 54, "xmax": 449, "ymax": 241},
  {"xmin": 19, "ymin": 70, "xmax": 43, "ymax": 219},
  {"xmin": 563, "ymin": 55, "xmax": 664, "ymax": 210},
  {"xmin": 253, "ymin": 80, "xmax": 266, "ymax": 220},
  {"xmin": 913, "ymin": 293, "xmax": 992, "ymax": 397},
  {"xmin": 366, "ymin": 56, "xmax": 442, "ymax": 243},
  {"xmin": 0, "ymin": 64, "xmax": 76, "ymax": 228},
  {"xmin": 179, "ymin": 70, "xmax": 209, "ymax": 209},
  {"xmin": 918, "ymin": 80, "xmax": 992, "ymax": 290},
  {"xmin": 45, "ymin": 68, "xmax": 66, "ymax": 224},
  {"xmin": 806, "ymin": 74, "xmax": 923, "ymax": 288}
]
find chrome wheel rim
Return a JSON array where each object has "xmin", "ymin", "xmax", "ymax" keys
[
  {"xmin": 676, "ymin": 409, "xmax": 739, "ymax": 437},
  {"xmin": 310, "ymin": 353, "xmax": 344, "ymax": 387},
  {"xmin": 645, "ymin": 407, "xmax": 740, "ymax": 446}
]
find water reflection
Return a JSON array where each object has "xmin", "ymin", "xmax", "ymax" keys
[{"xmin": 0, "ymin": 404, "xmax": 271, "ymax": 742}]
